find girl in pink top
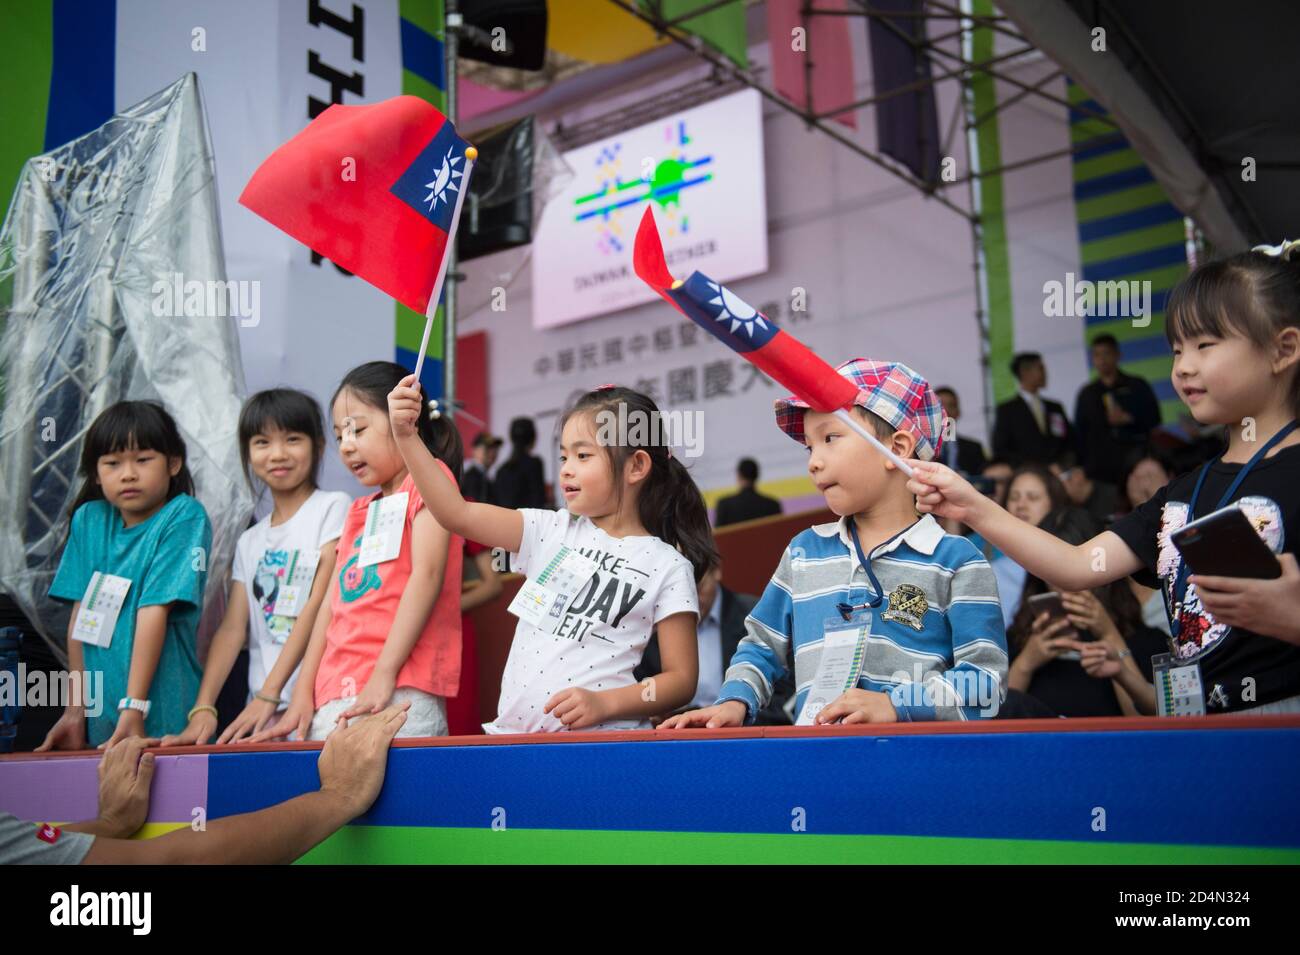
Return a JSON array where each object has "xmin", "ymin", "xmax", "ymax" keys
[{"xmin": 257, "ymin": 362, "xmax": 464, "ymax": 741}]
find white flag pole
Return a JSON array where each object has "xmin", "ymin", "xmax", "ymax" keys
[
  {"xmin": 412, "ymin": 147, "xmax": 476, "ymax": 389},
  {"xmin": 833, "ymin": 408, "xmax": 916, "ymax": 477}
]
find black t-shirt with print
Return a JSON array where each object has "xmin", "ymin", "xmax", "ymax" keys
[
  {"xmin": 1111, "ymin": 443, "xmax": 1300, "ymax": 711},
  {"xmin": 1012, "ymin": 625, "xmax": 1167, "ymax": 718}
]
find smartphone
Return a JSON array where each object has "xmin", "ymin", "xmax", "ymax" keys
[
  {"xmin": 1171, "ymin": 505, "xmax": 1282, "ymax": 580},
  {"xmin": 1026, "ymin": 591, "xmax": 1083, "ymax": 660}
]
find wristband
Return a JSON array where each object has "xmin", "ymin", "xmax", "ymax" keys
[
  {"xmin": 1116, "ymin": 648, "xmax": 1133, "ymax": 660},
  {"xmin": 118, "ymin": 697, "xmax": 151, "ymax": 718},
  {"xmin": 254, "ymin": 691, "xmax": 283, "ymax": 705},
  {"xmin": 188, "ymin": 704, "xmax": 218, "ymax": 721}
]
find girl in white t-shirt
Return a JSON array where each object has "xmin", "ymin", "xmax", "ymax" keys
[
  {"xmin": 162, "ymin": 389, "xmax": 350, "ymax": 745},
  {"xmin": 389, "ymin": 380, "xmax": 716, "ymax": 732}
]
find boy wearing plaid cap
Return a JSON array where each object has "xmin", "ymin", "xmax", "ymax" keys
[{"xmin": 661, "ymin": 358, "xmax": 1007, "ymax": 727}]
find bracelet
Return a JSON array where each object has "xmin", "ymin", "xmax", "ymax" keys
[
  {"xmin": 254, "ymin": 691, "xmax": 283, "ymax": 705},
  {"xmin": 1116, "ymin": 648, "xmax": 1132, "ymax": 660},
  {"xmin": 188, "ymin": 704, "xmax": 218, "ymax": 721}
]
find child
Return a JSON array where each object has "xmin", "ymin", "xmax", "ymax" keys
[
  {"xmin": 661, "ymin": 359, "xmax": 1008, "ymax": 729},
  {"xmin": 38, "ymin": 401, "xmax": 212, "ymax": 749},
  {"xmin": 255, "ymin": 363, "xmax": 464, "ymax": 741},
  {"xmin": 907, "ymin": 244, "xmax": 1300, "ymax": 713},
  {"xmin": 388, "ymin": 380, "xmax": 711, "ymax": 733},
  {"xmin": 162, "ymin": 389, "xmax": 350, "ymax": 745}
]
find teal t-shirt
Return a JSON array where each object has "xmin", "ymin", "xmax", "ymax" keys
[{"xmin": 49, "ymin": 494, "xmax": 212, "ymax": 745}]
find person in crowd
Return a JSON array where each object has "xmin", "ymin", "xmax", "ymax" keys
[
  {"xmin": 1053, "ymin": 459, "xmax": 1121, "ymax": 528},
  {"xmin": 714, "ymin": 457, "xmax": 782, "ymax": 527},
  {"xmin": 993, "ymin": 352, "xmax": 1074, "ymax": 466},
  {"xmin": 39, "ymin": 402, "xmax": 211, "ymax": 750},
  {"xmin": 1074, "ymin": 333, "xmax": 1162, "ymax": 483},
  {"xmin": 3, "ymin": 706, "xmax": 409, "ymax": 864},
  {"xmin": 909, "ymin": 243, "xmax": 1300, "ymax": 712},
  {"xmin": 493, "ymin": 416, "xmax": 549, "ymax": 509},
  {"xmin": 461, "ymin": 431, "xmax": 502, "ymax": 505},
  {"xmin": 662, "ymin": 359, "xmax": 1007, "ymax": 729},
  {"xmin": 934, "ymin": 386, "xmax": 988, "ymax": 475},
  {"xmin": 164, "ymin": 389, "xmax": 350, "ymax": 746},
  {"xmin": 390, "ymin": 381, "xmax": 712, "ymax": 733},
  {"xmin": 255, "ymin": 362, "xmax": 464, "ymax": 742}
]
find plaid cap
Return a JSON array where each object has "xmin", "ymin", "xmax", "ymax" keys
[{"xmin": 773, "ymin": 357, "xmax": 946, "ymax": 461}]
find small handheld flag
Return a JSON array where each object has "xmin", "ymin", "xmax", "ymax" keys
[
  {"xmin": 239, "ymin": 95, "xmax": 476, "ymax": 385},
  {"xmin": 633, "ymin": 208, "xmax": 914, "ymax": 475}
]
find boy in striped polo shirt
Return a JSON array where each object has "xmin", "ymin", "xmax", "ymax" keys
[{"xmin": 662, "ymin": 358, "xmax": 1007, "ymax": 727}]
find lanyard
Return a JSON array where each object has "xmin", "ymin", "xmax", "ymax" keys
[
  {"xmin": 1170, "ymin": 420, "xmax": 1298, "ymax": 634},
  {"xmin": 837, "ymin": 519, "xmax": 918, "ymax": 620}
]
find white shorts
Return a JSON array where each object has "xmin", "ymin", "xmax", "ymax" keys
[{"xmin": 308, "ymin": 687, "xmax": 448, "ymax": 740}]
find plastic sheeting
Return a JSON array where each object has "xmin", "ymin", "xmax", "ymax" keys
[{"xmin": 0, "ymin": 73, "xmax": 252, "ymax": 660}]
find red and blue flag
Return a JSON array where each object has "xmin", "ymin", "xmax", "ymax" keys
[
  {"xmin": 633, "ymin": 208, "xmax": 858, "ymax": 413},
  {"xmin": 239, "ymin": 95, "xmax": 473, "ymax": 317}
]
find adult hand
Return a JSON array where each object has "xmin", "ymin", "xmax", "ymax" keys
[
  {"xmin": 317, "ymin": 703, "xmax": 410, "ymax": 820},
  {"xmin": 94, "ymin": 735, "xmax": 159, "ymax": 838}
]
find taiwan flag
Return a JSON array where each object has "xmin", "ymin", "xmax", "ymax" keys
[
  {"xmin": 633, "ymin": 207, "xmax": 858, "ymax": 413},
  {"xmin": 239, "ymin": 95, "xmax": 473, "ymax": 317}
]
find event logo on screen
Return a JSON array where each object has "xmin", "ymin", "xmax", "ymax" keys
[{"xmin": 572, "ymin": 120, "xmax": 714, "ymax": 255}]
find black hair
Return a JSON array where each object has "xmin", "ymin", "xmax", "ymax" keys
[
  {"xmin": 1166, "ymin": 247, "xmax": 1300, "ymax": 415},
  {"xmin": 331, "ymin": 362, "xmax": 463, "ymax": 480},
  {"xmin": 238, "ymin": 388, "xmax": 327, "ymax": 493},
  {"xmin": 507, "ymin": 416, "xmax": 537, "ymax": 463},
  {"xmin": 1090, "ymin": 333, "xmax": 1120, "ymax": 351},
  {"xmin": 1010, "ymin": 352, "xmax": 1043, "ymax": 379},
  {"xmin": 737, "ymin": 457, "xmax": 759, "ymax": 483},
  {"xmin": 560, "ymin": 386, "xmax": 719, "ymax": 583},
  {"xmin": 70, "ymin": 401, "xmax": 195, "ymax": 515}
]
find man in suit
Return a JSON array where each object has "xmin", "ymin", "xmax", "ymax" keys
[
  {"xmin": 1074, "ymin": 334, "xmax": 1161, "ymax": 484},
  {"xmin": 461, "ymin": 431, "xmax": 502, "ymax": 504},
  {"xmin": 934, "ymin": 386, "xmax": 988, "ymax": 475},
  {"xmin": 993, "ymin": 352, "xmax": 1074, "ymax": 466},
  {"xmin": 714, "ymin": 458, "xmax": 782, "ymax": 527},
  {"xmin": 635, "ymin": 560, "xmax": 793, "ymax": 725}
]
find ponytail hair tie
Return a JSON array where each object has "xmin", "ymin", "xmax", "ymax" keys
[
  {"xmin": 1252, "ymin": 238, "xmax": 1300, "ymax": 262},
  {"xmin": 427, "ymin": 398, "xmax": 442, "ymax": 421},
  {"xmin": 595, "ymin": 383, "xmax": 616, "ymax": 391}
]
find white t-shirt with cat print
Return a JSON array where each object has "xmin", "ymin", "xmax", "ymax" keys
[
  {"xmin": 232, "ymin": 489, "xmax": 350, "ymax": 707},
  {"xmin": 486, "ymin": 508, "xmax": 699, "ymax": 734}
]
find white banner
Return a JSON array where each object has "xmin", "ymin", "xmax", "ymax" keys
[{"xmin": 531, "ymin": 88, "xmax": 768, "ymax": 330}]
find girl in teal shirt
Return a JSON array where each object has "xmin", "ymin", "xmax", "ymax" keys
[{"xmin": 40, "ymin": 402, "xmax": 212, "ymax": 749}]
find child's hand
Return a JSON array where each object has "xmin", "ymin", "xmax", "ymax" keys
[
  {"xmin": 340, "ymin": 671, "xmax": 396, "ymax": 723},
  {"xmin": 217, "ymin": 697, "xmax": 281, "ymax": 744},
  {"xmin": 160, "ymin": 709, "xmax": 218, "ymax": 747},
  {"xmin": 656, "ymin": 700, "xmax": 748, "ymax": 729},
  {"xmin": 815, "ymin": 688, "xmax": 898, "ymax": 724},
  {"xmin": 906, "ymin": 461, "xmax": 989, "ymax": 524},
  {"xmin": 36, "ymin": 708, "xmax": 87, "ymax": 752},
  {"xmin": 387, "ymin": 374, "xmax": 424, "ymax": 441},
  {"xmin": 1191, "ymin": 553, "xmax": 1300, "ymax": 643},
  {"xmin": 100, "ymin": 708, "xmax": 148, "ymax": 750},
  {"xmin": 251, "ymin": 692, "xmax": 314, "ymax": 743},
  {"xmin": 543, "ymin": 687, "xmax": 613, "ymax": 730}
]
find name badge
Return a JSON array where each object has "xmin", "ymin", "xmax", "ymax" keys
[
  {"xmin": 271, "ymin": 548, "xmax": 322, "ymax": 618},
  {"xmin": 796, "ymin": 613, "xmax": 871, "ymax": 725},
  {"xmin": 1152, "ymin": 652, "xmax": 1206, "ymax": 717},
  {"xmin": 358, "ymin": 492, "xmax": 408, "ymax": 567},
  {"xmin": 506, "ymin": 545, "xmax": 599, "ymax": 634},
  {"xmin": 72, "ymin": 572, "xmax": 132, "ymax": 648}
]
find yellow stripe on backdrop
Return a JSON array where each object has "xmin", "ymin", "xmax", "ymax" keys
[
  {"xmin": 701, "ymin": 475, "xmax": 819, "ymax": 510},
  {"xmin": 549, "ymin": 0, "xmax": 668, "ymax": 63}
]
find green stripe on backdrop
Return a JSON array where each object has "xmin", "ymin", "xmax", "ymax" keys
[
  {"xmin": 1068, "ymin": 80, "xmax": 1187, "ymax": 421},
  {"xmin": 0, "ymin": 0, "xmax": 54, "ymax": 223},
  {"xmin": 1080, "ymin": 220, "xmax": 1186, "ymax": 263},
  {"xmin": 398, "ymin": 0, "xmax": 446, "ymax": 382},
  {"xmin": 296, "ymin": 825, "xmax": 1300, "ymax": 864},
  {"xmin": 969, "ymin": 0, "xmax": 1015, "ymax": 404}
]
